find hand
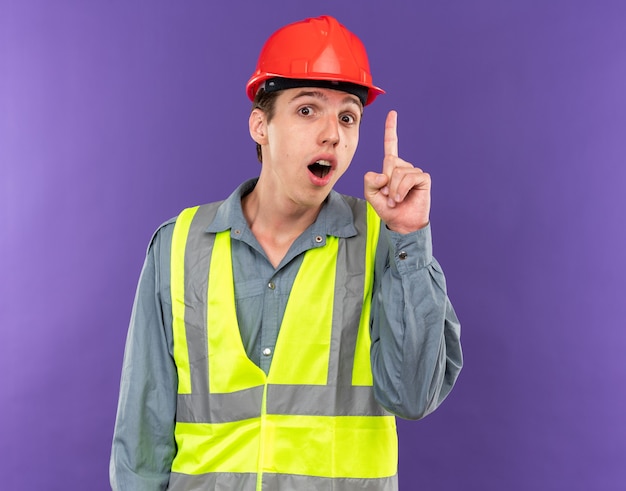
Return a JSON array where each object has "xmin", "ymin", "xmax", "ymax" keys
[{"xmin": 364, "ymin": 110, "xmax": 431, "ymax": 234}]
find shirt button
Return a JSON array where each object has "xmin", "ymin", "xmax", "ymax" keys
[
  {"xmin": 398, "ymin": 251, "xmax": 408, "ymax": 260},
  {"xmin": 267, "ymin": 281, "xmax": 275, "ymax": 290},
  {"xmin": 315, "ymin": 235, "xmax": 323, "ymax": 243},
  {"xmin": 262, "ymin": 347, "xmax": 272, "ymax": 356}
]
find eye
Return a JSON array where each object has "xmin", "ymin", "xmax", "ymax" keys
[
  {"xmin": 340, "ymin": 113, "xmax": 357, "ymax": 125},
  {"xmin": 298, "ymin": 106, "xmax": 313, "ymax": 116}
]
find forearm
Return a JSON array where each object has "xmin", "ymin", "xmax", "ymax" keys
[{"xmin": 370, "ymin": 225, "xmax": 463, "ymax": 420}]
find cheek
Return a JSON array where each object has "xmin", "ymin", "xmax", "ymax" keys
[
  {"xmin": 343, "ymin": 133, "xmax": 359, "ymax": 158},
  {"xmin": 342, "ymin": 128, "xmax": 359, "ymax": 148}
]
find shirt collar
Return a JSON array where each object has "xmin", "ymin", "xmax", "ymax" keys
[{"xmin": 206, "ymin": 178, "xmax": 357, "ymax": 239}]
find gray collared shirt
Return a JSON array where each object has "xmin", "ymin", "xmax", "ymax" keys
[{"xmin": 110, "ymin": 179, "xmax": 463, "ymax": 490}]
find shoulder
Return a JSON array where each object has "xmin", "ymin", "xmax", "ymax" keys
[
  {"xmin": 145, "ymin": 216, "xmax": 177, "ymax": 253},
  {"xmin": 336, "ymin": 193, "xmax": 376, "ymax": 228},
  {"xmin": 146, "ymin": 200, "xmax": 225, "ymax": 253},
  {"xmin": 327, "ymin": 191, "xmax": 368, "ymax": 221},
  {"xmin": 337, "ymin": 193, "xmax": 365, "ymax": 210}
]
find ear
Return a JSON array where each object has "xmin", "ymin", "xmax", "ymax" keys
[{"xmin": 249, "ymin": 109, "xmax": 269, "ymax": 145}]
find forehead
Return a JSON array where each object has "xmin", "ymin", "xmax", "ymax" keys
[{"xmin": 277, "ymin": 87, "xmax": 363, "ymax": 109}]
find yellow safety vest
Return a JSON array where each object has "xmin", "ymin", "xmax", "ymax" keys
[{"xmin": 167, "ymin": 198, "xmax": 398, "ymax": 491}]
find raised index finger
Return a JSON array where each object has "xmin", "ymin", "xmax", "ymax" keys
[{"xmin": 384, "ymin": 110, "xmax": 399, "ymax": 157}]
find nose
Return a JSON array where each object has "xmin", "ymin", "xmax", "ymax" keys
[{"xmin": 319, "ymin": 115, "xmax": 340, "ymax": 146}]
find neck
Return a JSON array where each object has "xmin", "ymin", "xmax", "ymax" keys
[{"xmin": 242, "ymin": 181, "xmax": 324, "ymax": 268}]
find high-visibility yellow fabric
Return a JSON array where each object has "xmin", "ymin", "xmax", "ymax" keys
[
  {"xmin": 169, "ymin": 202, "xmax": 396, "ymax": 485},
  {"xmin": 353, "ymin": 203, "xmax": 381, "ymax": 385},
  {"xmin": 172, "ymin": 415, "xmax": 397, "ymax": 478},
  {"xmin": 263, "ymin": 414, "xmax": 396, "ymax": 478},
  {"xmin": 172, "ymin": 419, "xmax": 261, "ymax": 474},
  {"xmin": 268, "ymin": 236, "xmax": 338, "ymax": 385},
  {"xmin": 170, "ymin": 206, "xmax": 199, "ymax": 394},
  {"xmin": 208, "ymin": 232, "xmax": 266, "ymax": 393}
]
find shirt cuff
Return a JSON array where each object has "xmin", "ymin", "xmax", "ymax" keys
[{"xmin": 383, "ymin": 223, "xmax": 433, "ymax": 273}]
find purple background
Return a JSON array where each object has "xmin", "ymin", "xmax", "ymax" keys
[{"xmin": 2, "ymin": 1, "xmax": 625, "ymax": 489}]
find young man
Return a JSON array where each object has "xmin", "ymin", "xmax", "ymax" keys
[{"xmin": 110, "ymin": 15, "xmax": 462, "ymax": 491}]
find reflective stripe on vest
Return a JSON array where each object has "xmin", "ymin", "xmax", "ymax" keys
[{"xmin": 168, "ymin": 198, "xmax": 398, "ymax": 491}]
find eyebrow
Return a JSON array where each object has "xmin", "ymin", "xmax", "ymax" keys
[{"xmin": 289, "ymin": 90, "xmax": 363, "ymax": 111}]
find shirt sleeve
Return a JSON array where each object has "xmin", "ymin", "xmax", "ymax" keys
[
  {"xmin": 109, "ymin": 223, "xmax": 177, "ymax": 490},
  {"xmin": 370, "ymin": 223, "xmax": 463, "ymax": 420}
]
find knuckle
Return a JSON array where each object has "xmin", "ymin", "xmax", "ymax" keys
[{"xmin": 392, "ymin": 165, "xmax": 408, "ymax": 177}]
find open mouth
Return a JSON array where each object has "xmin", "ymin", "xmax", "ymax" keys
[{"xmin": 308, "ymin": 160, "xmax": 332, "ymax": 179}]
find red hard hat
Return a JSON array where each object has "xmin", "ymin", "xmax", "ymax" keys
[{"xmin": 246, "ymin": 15, "xmax": 384, "ymax": 106}]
